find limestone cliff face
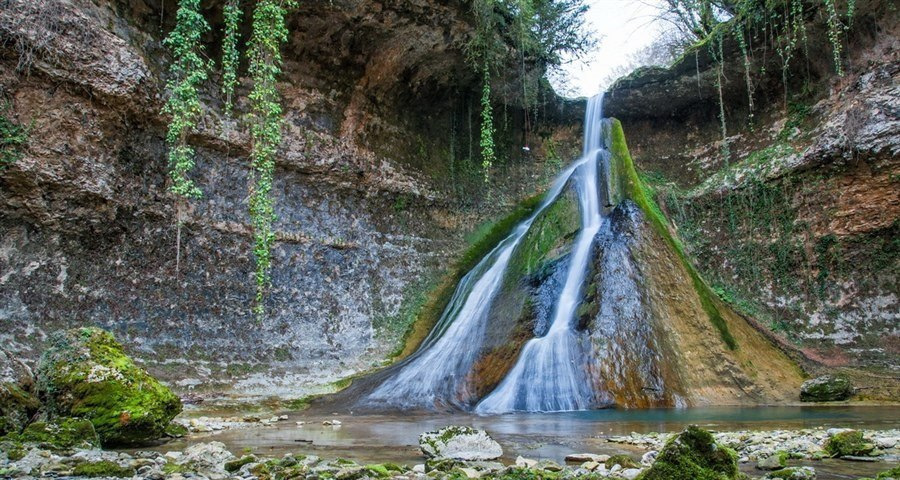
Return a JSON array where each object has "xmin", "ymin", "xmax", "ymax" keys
[
  {"xmin": 604, "ymin": 0, "xmax": 898, "ymax": 396},
  {"xmin": 0, "ymin": 0, "xmax": 581, "ymax": 397}
]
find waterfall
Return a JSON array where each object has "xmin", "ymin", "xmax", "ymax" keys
[
  {"xmin": 475, "ymin": 94, "xmax": 607, "ymax": 413},
  {"xmin": 363, "ymin": 94, "xmax": 610, "ymax": 412}
]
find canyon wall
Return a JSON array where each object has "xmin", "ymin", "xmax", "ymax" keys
[{"xmin": 0, "ymin": 0, "xmax": 581, "ymax": 399}]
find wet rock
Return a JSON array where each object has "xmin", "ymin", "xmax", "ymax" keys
[
  {"xmin": 516, "ymin": 456, "xmax": 538, "ymax": 468},
  {"xmin": 419, "ymin": 426, "xmax": 502, "ymax": 461},
  {"xmin": 765, "ymin": 466, "xmax": 816, "ymax": 479},
  {"xmin": 800, "ymin": 376, "xmax": 854, "ymax": 402},
  {"xmin": 0, "ymin": 348, "xmax": 40, "ymax": 436},
  {"xmin": 35, "ymin": 327, "xmax": 182, "ymax": 446},
  {"xmin": 621, "ymin": 467, "xmax": 643, "ymax": 479},
  {"xmin": 639, "ymin": 426, "xmax": 740, "ymax": 480}
]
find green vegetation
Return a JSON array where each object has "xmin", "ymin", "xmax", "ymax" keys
[
  {"xmin": 221, "ymin": 0, "xmax": 243, "ymax": 116},
  {"xmin": 225, "ymin": 455, "xmax": 258, "ymax": 472},
  {"xmin": 0, "ymin": 382, "xmax": 39, "ymax": 437},
  {"xmin": 606, "ymin": 455, "xmax": 640, "ymax": 469},
  {"xmin": 72, "ymin": 461, "xmax": 135, "ymax": 478},
  {"xmin": 824, "ymin": 430, "xmax": 873, "ymax": 457},
  {"xmin": 34, "ymin": 327, "xmax": 182, "ymax": 446},
  {"xmin": 1, "ymin": 418, "xmax": 99, "ymax": 450},
  {"xmin": 0, "ymin": 102, "xmax": 29, "ymax": 171},
  {"xmin": 162, "ymin": 0, "xmax": 209, "ymax": 200},
  {"xmin": 608, "ymin": 119, "xmax": 737, "ymax": 349},
  {"xmin": 246, "ymin": 0, "xmax": 297, "ymax": 320},
  {"xmin": 637, "ymin": 426, "xmax": 740, "ymax": 480}
]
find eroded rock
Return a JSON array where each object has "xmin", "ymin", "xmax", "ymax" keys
[{"xmin": 800, "ymin": 376, "xmax": 854, "ymax": 402}]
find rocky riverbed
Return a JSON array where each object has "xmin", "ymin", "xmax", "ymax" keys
[{"xmin": 3, "ymin": 422, "xmax": 899, "ymax": 480}]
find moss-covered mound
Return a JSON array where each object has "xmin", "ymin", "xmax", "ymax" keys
[
  {"xmin": 35, "ymin": 327, "xmax": 182, "ymax": 446},
  {"xmin": 0, "ymin": 349, "xmax": 40, "ymax": 436},
  {"xmin": 1, "ymin": 418, "xmax": 99, "ymax": 449},
  {"xmin": 638, "ymin": 426, "xmax": 739, "ymax": 480},
  {"xmin": 800, "ymin": 375, "xmax": 853, "ymax": 402},
  {"xmin": 824, "ymin": 430, "xmax": 874, "ymax": 457}
]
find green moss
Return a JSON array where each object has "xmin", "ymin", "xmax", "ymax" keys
[
  {"xmin": 226, "ymin": 455, "xmax": 258, "ymax": 472},
  {"xmin": 877, "ymin": 466, "xmax": 900, "ymax": 479},
  {"xmin": 164, "ymin": 421, "xmax": 188, "ymax": 438},
  {"xmin": 507, "ymin": 192, "xmax": 579, "ymax": 278},
  {"xmin": 72, "ymin": 460, "xmax": 135, "ymax": 478},
  {"xmin": 638, "ymin": 426, "xmax": 739, "ymax": 480},
  {"xmin": 35, "ymin": 327, "xmax": 182, "ymax": 446},
  {"xmin": 5, "ymin": 445, "xmax": 25, "ymax": 461},
  {"xmin": 162, "ymin": 462, "xmax": 189, "ymax": 474},
  {"xmin": 606, "ymin": 454, "xmax": 639, "ymax": 469},
  {"xmin": 607, "ymin": 120, "xmax": 737, "ymax": 349},
  {"xmin": 0, "ymin": 382, "xmax": 40, "ymax": 436},
  {"xmin": 1, "ymin": 418, "xmax": 99, "ymax": 449},
  {"xmin": 824, "ymin": 430, "xmax": 873, "ymax": 457}
]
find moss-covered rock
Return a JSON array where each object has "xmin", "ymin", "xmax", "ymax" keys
[
  {"xmin": 71, "ymin": 460, "xmax": 136, "ymax": 478},
  {"xmin": 765, "ymin": 466, "xmax": 816, "ymax": 480},
  {"xmin": 225, "ymin": 455, "xmax": 258, "ymax": 472},
  {"xmin": 35, "ymin": 327, "xmax": 182, "ymax": 446},
  {"xmin": 800, "ymin": 376, "xmax": 853, "ymax": 402},
  {"xmin": 1, "ymin": 418, "xmax": 99, "ymax": 449},
  {"xmin": 0, "ymin": 348, "xmax": 40, "ymax": 436},
  {"xmin": 637, "ymin": 426, "xmax": 740, "ymax": 480},
  {"xmin": 606, "ymin": 454, "xmax": 640, "ymax": 469},
  {"xmin": 824, "ymin": 430, "xmax": 874, "ymax": 457}
]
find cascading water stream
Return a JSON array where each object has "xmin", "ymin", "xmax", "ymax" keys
[
  {"xmin": 475, "ymin": 94, "xmax": 608, "ymax": 413},
  {"xmin": 364, "ymin": 155, "xmax": 590, "ymax": 410},
  {"xmin": 363, "ymin": 94, "xmax": 610, "ymax": 412}
]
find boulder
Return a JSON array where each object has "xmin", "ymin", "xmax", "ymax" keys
[
  {"xmin": 765, "ymin": 466, "xmax": 816, "ymax": 479},
  {"xmin": 638, "ymin": 426, "xmax": 740, "ymax": 480},
  {"xmin": 800, "ymin": 376, "xmax": 853, "ymax": 402},
  {"xmin": 35, "ymin": 327, "xmax": 182, "ymax": 446},
  {"xmin": 176, "ymin": 441, "xmax": 236, "ymax": 478},
  {"xmin": 0, "ymin": 348, "xmax": 40, "ymax": 435},
  {"xmin": 2, "ymin": 418, "xmax": 99, "ymax": 449},
  {"xmin": 824, "ymin": 430, "xmax": 874, "ymax": 457},
  {"xmin": 419, "ymin": 426, "xmax": 503, "ymax": 461},
  {"xmin": 757, "ymin": 452, "xmax": 788, "ymax": 470}
]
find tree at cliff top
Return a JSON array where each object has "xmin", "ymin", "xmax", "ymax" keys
[
  {"xmin": 162, "ymin": 0, "xmax": 211, "ymax": 275},
  {"xmin": 467, "ymin": 0, "xmax": 592, "ymax": 179},
  {"xmin": 247, "ymin": 0, "xmax": 296, "ymax": 320}
]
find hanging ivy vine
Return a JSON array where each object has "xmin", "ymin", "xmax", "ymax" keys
[
  {"xmin": 246, "ymin": 0, "xmax": 296, "ymax": 320},
  {"xmin": 162, "ymin": 0, "xmax": 211, "ymax": 274},
  {"xmin": 478, "ymin": 63, "xmax": 496, "ymax": 180},
  {"xmin": 221, "ymin": 0, "xmax": 242, "ymax": 115}
]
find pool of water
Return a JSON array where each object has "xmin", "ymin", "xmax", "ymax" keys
[{"xmin": 156, "ymin": 406, "xmax": 900, "ymax": 479}]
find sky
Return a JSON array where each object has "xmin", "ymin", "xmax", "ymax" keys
[{"xmin": 550, "ymin": 0, "xmax": 667, "ymax": 98}]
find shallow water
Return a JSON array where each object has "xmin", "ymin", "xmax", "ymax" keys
[{"xmin": 154, "ymin": 406, "xmax": 900, "ymax": 479}]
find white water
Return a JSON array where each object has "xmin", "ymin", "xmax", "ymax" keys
[
  {"xmin": 365, "ymin": 156, "xmax": 590, "ymax": 409},
  {"xmin": 365, "ymin": 94, "xmax": 609, "ymax": 412},
  {"xmin": 475, "ymin": 94, "xmax": 608, "ymax": 413}
]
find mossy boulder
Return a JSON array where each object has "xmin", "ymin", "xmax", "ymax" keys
[
  {"xmin": 765, "ymin": 466, "xmax": 816, "ymax": 480},
  {"xmin": 607, "ymin": 454, "xmax": 640, "ymax": 469},
  {"xmin": 0, "ymin": 348, "xmax": 40, "ymax": 436},
  {"xmin": 35, "ymin": 327, "xmax": 182, "ymax": 446},
  {"xmin": 800, "ymin": 376, "xmax": 853, "ymax": 402},
  {"xmin": 637, "ymin": 426, "xmax": 740, "ymax": 480},
  {"xmin": 824, "ymin": 430, "xmax": 874, "ymax": 457},
  {"xmin": 72, "ymin": 460, "xmax": 135, "ymax": 478},
  {"xmin": 1, "ymin": 418, "xmax": 99, "ymax": 449}
]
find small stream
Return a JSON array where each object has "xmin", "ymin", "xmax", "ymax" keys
[{"xmin": 153, "ymin": 406, "xmax": 900, "ymax": 479}]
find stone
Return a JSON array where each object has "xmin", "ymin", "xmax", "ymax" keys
[
  {"xmin": 565, "ymin": 453, "xmax": 609, "ymax": 463},
  {"xmin": 765, "ymin": 466, "xmax": 816, "ymax": 479},
  {"xmin": 639, "ymin": 426, "xmax": 740, "ymax": 480},
  {"xmin": 412, "ymin": 464, "xmax": 425, "ymax": 473},
  {"xmin": 176, "ymin": 441, "xmax": 235, "ymax": 477},
  {"xmin": 419, "ymin": 426, "xmax": 502, "ymax": 461},
  {"xmin": 621, "ymin": 467, "xmax": 643, "ymax": 479},
  {"xmin": 581, "ymin": 461, "xmax": 599, "ymax": 471},
  {"xmin": 515, "ymin": 456, "xmax": 538, "ymax": 468},
  {"xmin": 458, "ymin": 467, "xmax": 482, "ymax": 478},
  {"xmin": 757, "ymin": 453, "xmax": 787, "ymax": 470},
  {"xmin": 825, "ymin": 430, "xmax": 874, "ymax": 457},
  {"xmin": 0, "ymin": 348, "xmax": 40, "ymax": 436},
  {"xmin": 641, "ymin": 451, "xmax": 657, "ymax": 466},
  {"xmin": 35, "ymin": 327, "xmax": 182, "ymax": 446},
  {"xmin": 800, "ymin": 376, "xmax": 853, "ymax": 402},
  {"xmin": 2, "ymin": 418, "xmax": 99, "ymax": 450}
]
